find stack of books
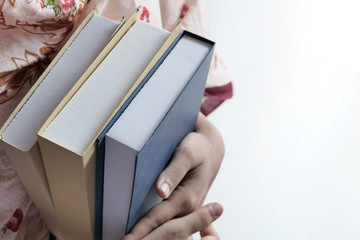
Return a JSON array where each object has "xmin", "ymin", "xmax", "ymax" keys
[{"xmin": 0, "ymin": 7, "xmax": 215, "ymax": 240}]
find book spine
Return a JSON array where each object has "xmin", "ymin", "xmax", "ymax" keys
[{"xmin": 38, "ymin": 136, "xmax": 95, "ymax": 240}]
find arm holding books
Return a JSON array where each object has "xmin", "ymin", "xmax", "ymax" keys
[{"xmin": 123, "ymin": 113, "xmax": 225, "ymax": 240}]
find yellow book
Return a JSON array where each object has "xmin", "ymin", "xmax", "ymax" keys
[
  {"xmin": 37, "ymin": 8, "xmax": 182, "ymax": 240},
  {"xmin": 0, "ymin": 9, "xmax": 121, "ymax": 238}
]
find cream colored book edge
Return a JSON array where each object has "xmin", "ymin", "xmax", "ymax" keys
[
  {"xmin": 37, "ymin": 11, "xmax": 182, "ymax": 240},
  {"xmin": 37, "ymin": 9, "xmax": 140, "ymax": 240},
  {"xmin": 0, "ymin": 9, "xmax": 101, "ymax": 238},
  {"xmin": 0, "ymin": 141, "xmax": 62, "ymax": 238}
]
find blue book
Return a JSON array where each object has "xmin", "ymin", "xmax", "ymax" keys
[{"xmin": 95, "ymin": 31, "xmax": 215, "ymax": 240}]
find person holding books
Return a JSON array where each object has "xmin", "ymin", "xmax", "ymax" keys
[{"xmin": 0, "ymin": 0, "xmax": 232, "ymax": 239}]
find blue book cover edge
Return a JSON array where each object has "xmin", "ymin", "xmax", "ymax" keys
[
  {"xmin": 126, "ymin": 31, "xmax": 215, "ymax": 232},
  {"xmin": 94, "ymin": 31, "xmax": 184, "ymax": 240}
]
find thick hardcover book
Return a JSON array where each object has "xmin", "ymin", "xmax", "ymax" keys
[
  {"xmin": 97, "ymin": 31, "xmax": 215, "ymax": 240},
  {"xmin": 94, "ymin": 27, "xmax": 183, "ymax": 240},
  {"xmin": 0, "ymin": 10, "xmax": 120, "ymax": 238},
  {"xmin": 37, "ymin": 8, "xmax": 182, "ymax": 240}
]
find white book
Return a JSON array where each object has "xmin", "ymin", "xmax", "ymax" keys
[{"xmin": 0, "ymin": 12, "xmax": 120, "ymax": 237}]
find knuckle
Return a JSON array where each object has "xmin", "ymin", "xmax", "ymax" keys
[
  {"xmin": 167, "ymin": 223, "xmax": 187, "ymax": 240},
  {"xmin": 176, "ymin": 143, "xmax": 197, "ymax": 166},
  {"xmin": 186, "ymin": 131, "xmax": 198, "ymax": 141},
  {"xmin": 187, "ymin": 209, "xmax": 213, "ymax": 234},
  {"xmin": 197, "ymin": 210, "xmax": 212, "ymax": 230},
  {"xmin": 180, "ymin": 192, "xmax": 198, "ymax": 212},
  {"xmin": 142, "ymin": 214, "xmax": 162, "ymax": 231},
  {"xmin": 167, "ymin": 164, "xmax": 186, "ymax": 185},
  {"xmin": 171, "ymin": 229, "xmax": 186, "ymax": 240}
]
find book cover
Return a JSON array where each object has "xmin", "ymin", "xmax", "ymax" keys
[{"xmin": 127, "ymin": 32, "xmax": 215, "ymax": 232}]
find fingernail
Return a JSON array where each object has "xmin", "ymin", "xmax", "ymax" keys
[
  {"xmin": 160, "ymin": 182, "xmax": 171, "ymax": 197},
  {"xmin": 210, "ymin": 204, "xmax": 223, "ymax": 217}
]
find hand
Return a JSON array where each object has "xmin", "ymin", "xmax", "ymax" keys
[
  {"xmin": 141, "ymin": 203, "xmax": 223, "ymax": 240},
  {"xmin": 187, "ymin": 221, "xmax": 222, "ymax": 240},
  {"xmin": 198, "ymin": 224, "xmax": 222, "ymax": 240},
  {"xmin": 123, "ymin": 113, "xmax": 225, "ymax": 239}
]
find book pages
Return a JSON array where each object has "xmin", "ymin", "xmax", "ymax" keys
[
  {"xmin": 42, "ymin": 21, "xmax": 170, "ymax": 154},
  {"xmin": 2, "ymin": 15, "xmax": 119, "ymax": 151},
  {"xmin": 107, "ymin": 35, "xmax": 212, "ymax": 151}
]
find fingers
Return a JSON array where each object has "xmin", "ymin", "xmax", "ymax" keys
[
  {"xmin": 196, "ymin": 113, "xmax": 225, "ymax": 161},
  {"xmin": 122, "ymin": 200, "xmax": 178, "ymax": 240},
  {"xmin": 156, "ymin": 132, "xmax": 204, "ymax": 199},
  {"xmin": 142, "ymin": 203, "xmax": 223, "ymax": 240},
  {"xmin": 196, "ymin": 112, "xmax": 211, "ymax": 132},
  {"xmin": 156, "ymin": 112, "xmax": 223, "ymax": 200},
  {"xmin": 123, "ymin": 113, "xmax": 225, "ymax": 240},
  {"xmin": 200, "ymin": 224, "xmax": 220, "ymax": 240},
  {"xmin": 124, "ymin": 173, "xmax": 210, "ymax": 240}
]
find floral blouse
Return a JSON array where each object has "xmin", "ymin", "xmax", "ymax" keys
[{"xmin": 0, "ymin": 0, "xmax": 232, "ymax": 239}]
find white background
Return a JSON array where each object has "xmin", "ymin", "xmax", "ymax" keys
[{"xmin": 205, "ymin": 0, "xmax": 360, "ymax": 239}]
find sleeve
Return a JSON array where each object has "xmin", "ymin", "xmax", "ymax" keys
[
  {"xmin": 159, "ymin": 0, "xmax": 233, "ymax": 116},
  {"xmin": 0, "ymin": 147, "xmax": 49, "ymax": 240}
]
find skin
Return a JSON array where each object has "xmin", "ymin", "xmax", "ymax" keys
[{"xmin": 122, "ymin": 113, "xmax": 225, "ymax": 240}]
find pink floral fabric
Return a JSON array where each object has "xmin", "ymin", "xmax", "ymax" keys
[{"xmin": 0, "ymin": 0, "xmax": 232, "ymax": 239}]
